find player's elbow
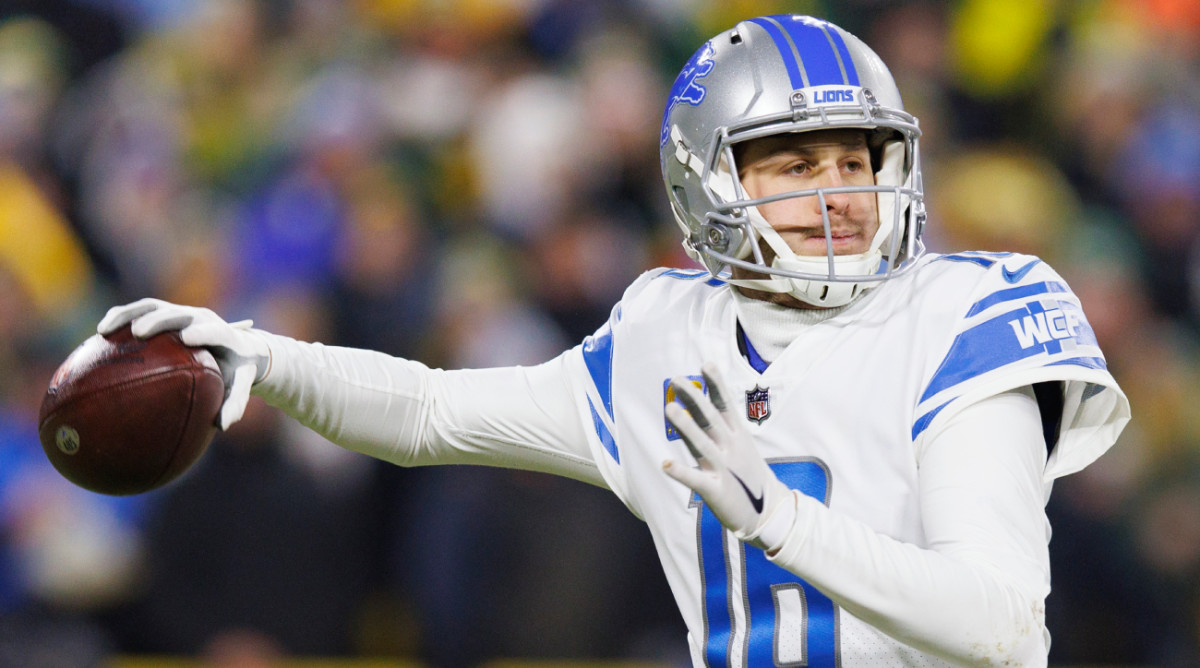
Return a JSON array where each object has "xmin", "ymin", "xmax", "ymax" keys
[
  {"xmin": 956, "ymin": 593, "xmax": 1049, "ymax": 667},
  {"xmin": 895, "ymin": 569, "xmax": 1049, "ymax": 667}
]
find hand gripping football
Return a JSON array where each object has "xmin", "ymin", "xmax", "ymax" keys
[{"xmin": 37, "ymin": 324, "xmax": 225, "ymax": 495}]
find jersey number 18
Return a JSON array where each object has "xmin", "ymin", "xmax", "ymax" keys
[{"xmin": 696, "ymin": 459, "xmax": 836, "ymax": 667}]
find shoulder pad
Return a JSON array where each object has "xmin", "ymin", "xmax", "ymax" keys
[{"xmin": 914, "ymin": 254, "xmax": 1107, "ymax": 439}]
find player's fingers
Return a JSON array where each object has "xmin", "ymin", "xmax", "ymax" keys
[
  {"xmin": 671, "ymin": 377, "xmax": 724, "ymax": 430},
  {"xmin": 699, "ymin": 362, "xmax": 729, "ymax": 412},
  {"xmin": 700, "ymin": 362, "xmax": 737, "ymax": 425},
  {"xmin": 130, "ymin": 307, "xmax": 197, "ymax": 339},
  {"xmin": 97, "ymin": 298, "xmax": 164, "ymax": 335},
  {"xmin": 218, "ymin": 363, "xmax": 255, "ymax": 430},
  {"xmin": 673, "ymin": 416, "xmax": 706, "ymax": 463},
  {"xmin": 672, "ymin": 376, "xmax": 734, "ymax": 446},
  {"xmin": 662, "ymin": 459, "xmax": 717, "ymax": 496},
  {"xmin": 666, "ymin": 402, "xmax": 720, "ymax": 464},
  {"xmin": 670, "ymin": 379, "xmax": 710, "ymax": 430},
  {"xmin": 180, "ymin": 321, "xmax": 235, "ymax": 350}
]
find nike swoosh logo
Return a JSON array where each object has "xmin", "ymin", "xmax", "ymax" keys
[
  {"xmin": 1001, "ymin": 259, "xmax": 1040, "ymax": 284},
  {"xmin": 732, "ymin": 471, "xmax": 764, "ymax": 514}
]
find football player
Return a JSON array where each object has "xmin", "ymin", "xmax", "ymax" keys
[{"xmin": 99, "ymin": 14, "xmax": 1129, "ymax": 667}]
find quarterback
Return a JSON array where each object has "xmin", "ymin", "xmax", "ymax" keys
[{"xmin": 99, "ymin": 15, "xmax": 1129, "ymax": 667}]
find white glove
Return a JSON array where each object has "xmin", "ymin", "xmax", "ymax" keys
[
  {"xmin": 97, "ymin": 298, "xmax": 272, "ymax": 431},
  {"xmin": 662, "ymin": 363, "xmax": 797, "ymax": 552}
]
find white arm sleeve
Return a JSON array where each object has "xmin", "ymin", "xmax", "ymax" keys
[
  {"xmin": 767, "ymin": 386, "xmax": 1053, "ymax": 667},
  {"xmin": 251, "ymin": 333, "xmax": 604, "ymax": 487}
]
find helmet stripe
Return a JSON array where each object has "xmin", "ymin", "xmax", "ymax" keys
[
  {"xmin": 750, "ymin": 15, "xmax": 860, "ymax": 89},
  {"xmin": 778, "ymin": 16, "xmax": 852, "ymax": 87},
  {"xmin": 824, "ymin": 24, "xmax": 860, "ymax": 86},
  {"xmin": 747, "ymin": 17, "xmax": 806, "ymax": 89}
]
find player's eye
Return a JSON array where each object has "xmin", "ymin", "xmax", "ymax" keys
[{"xmin": 786, "ymin": 161, "xmax": 810, "ymax": 176}]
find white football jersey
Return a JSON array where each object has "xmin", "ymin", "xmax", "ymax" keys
[{"xmin": 562, "ymin": 251, "xmax": 1127, "ymax": 667}]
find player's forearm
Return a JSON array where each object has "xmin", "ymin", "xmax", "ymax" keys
[
  {"xmin": 250, "ymin": 332, "xmax": 431, "ymax": 464},
  {"xmin": 251, "ymin": 334, "xmax": 603, "ymax": 483},
  {"xmin": 771, "ymin": 494, "xmax": 1048, "ymax": 666}
]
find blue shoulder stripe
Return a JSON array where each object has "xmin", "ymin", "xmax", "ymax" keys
[
  {"xmin": 1048, "ymin": 356, "xmax": 1108, "ymax": 371},
  {"xmin": 933, "ymin": 251, "xmax": 1012, "ymax": 269},
  {"xmin": 966, "ymin": 281, "xmax": 1068, "ymax": 317},
  {"xmin": 912, "ymin": 400, "xmax": 951, "ymax": 440},
  {"xmin": 913, "ymin": 355, "xmax": 1107, "ymax": 440},
  {"xmin": 921, "ymin": 298, "xmax": 1100, "ymax": 403}
]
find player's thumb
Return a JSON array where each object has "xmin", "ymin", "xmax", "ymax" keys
[{"xmin": 218, "ymin": 363, "xmax": 256, "ymax": 430}]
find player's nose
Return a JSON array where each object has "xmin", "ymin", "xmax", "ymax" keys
[{"xmin": 812, "ymin": 169, "xmax": 851, "ymax": 213}]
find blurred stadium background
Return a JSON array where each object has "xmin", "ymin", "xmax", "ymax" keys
[{"xmin": 0, "ymin": 0, "xmax": 1198, "ymax": 666}]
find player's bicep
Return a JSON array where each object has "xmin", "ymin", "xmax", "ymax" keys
[
  {"xmin": 917, "ymin": 387, "xmax": 1051, "ymax": 596},
  {"xmin": 426, "ymin": 354, "xmax": 604, "ymax": 486}
]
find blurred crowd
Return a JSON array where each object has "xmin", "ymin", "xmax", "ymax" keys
[{"xmin": 0, "ymin": 0, "xmax": 1198, "ymax": 666}]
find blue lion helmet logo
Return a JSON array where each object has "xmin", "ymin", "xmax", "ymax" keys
[{"xmin": 660, "ymin": 42, "xmax": 715, "ymax": 147}]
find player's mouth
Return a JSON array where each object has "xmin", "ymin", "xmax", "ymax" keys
[{"xmin": 782, "ymin": 227, "xmax": 867, "ymax": 255}]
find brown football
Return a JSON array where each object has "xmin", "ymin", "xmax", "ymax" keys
[{"xmin": 37, "ymin": 324, "xmax": 225, "ymax": 495}]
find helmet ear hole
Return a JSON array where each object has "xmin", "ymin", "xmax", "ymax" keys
[
  {"xmin": 867, "ymin": 129, "xmax": 899, "ymax": 173},
  {"xmin": 672, "ymin": 186, "xmax": 690, "ymax": 213}
]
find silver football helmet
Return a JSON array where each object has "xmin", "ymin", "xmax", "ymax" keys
[{"xmin": 660, "ymin": 14, "xmax": 925, "ymax": 307}]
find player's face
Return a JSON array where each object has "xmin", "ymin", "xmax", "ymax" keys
[{"xmin": 736, "ymin": 129, "xmax": 879, "ymax": 257}]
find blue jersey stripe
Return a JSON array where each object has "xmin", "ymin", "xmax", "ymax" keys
[
  {"xmin": 660, "ymin": 268, "xmax": 707, "ymax": 279},
  {"xmin": 922, "ymin": 307, "xmax": 1049, "ymax": 402},
  {"xmin": 739, "ymin": 327, "xmax": 770, "ymax": 373},
  {"xmin": 915, "ymin": 356, "xmax": 1109, "ymax": 440},
  {"xmin": 660, "ymin": 268, "xmax": 726, "ymax": 286},
  {"xmin": 912, "ymin": 400, "xmax": 951, "ymax": 440},
  {"xmin": 749, "ymin": 17, "xmax": 806, "ymax": 89},
  {"xmin": 778, "ymin": 16, "xmax": 849, "ymax": 86},
  {"xmin": 588, "ymin": 399, "xmax": 619, "ymax": 463},
  {"xmin": 931, "ymin": 253, "xmax": 998, "ymax": 268},
  {"xmin": 922, "ymin": 298, "xmax": 1100, "ymax": 402},
  {"xmin": 966, "ymin": 281, "xmax": 1069, "ymax": 317},
  {"xmin": 1048, "ymin": 356, "xmax": 1108, "ymax": 371},
  {"xmin": 581, "ymin": 322, "xmax": 615, "ymax": 419}
]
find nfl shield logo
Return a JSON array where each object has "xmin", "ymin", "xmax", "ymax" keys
[{"xmin": 746, "ymin": 385, "xmax": 771, "ymax": 424}]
